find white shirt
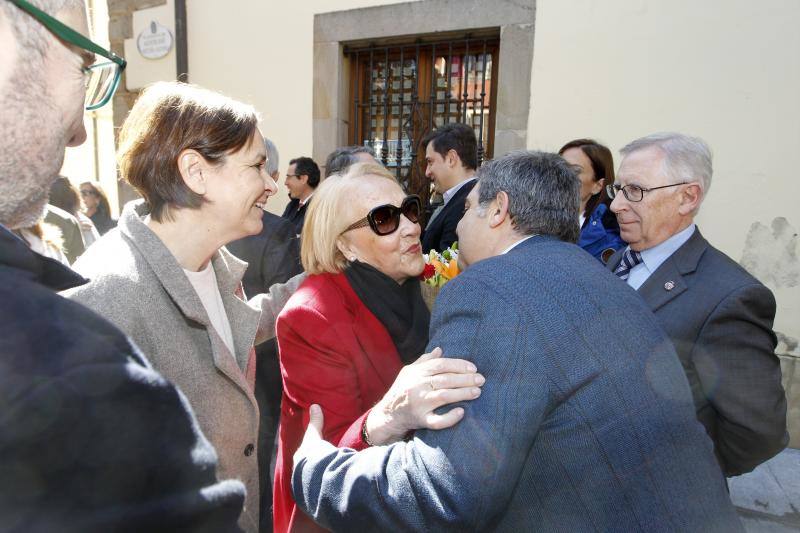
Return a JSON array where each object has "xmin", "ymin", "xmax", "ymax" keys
[
  {"xmin": 625, "ymin": 224, "xmax": 696, "ymax": 290},
  {"xmin": 183, "ymin": 262, "xmax": 236, "ymax": 357},
  {"xmin": 443, "ymin": 176, "xmax": 477, "ymax": 206},
  {"xmin": 501, "ymin": 234, "xmax": 536, "ymax": 255},
  {"xmin": 299, "ymin": 192, "xmax": 314, "ymax": 207}
]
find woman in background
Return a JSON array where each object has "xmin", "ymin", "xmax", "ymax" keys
[
  {"xmin": 50, "ymin": 176, "xmax": 99, "ymax": 248},
  {"xmin": 79, "ymin": 180, "xmax": 116, "ymax": 235},
  {"xmin": 559, "ymin": 139, "xmax": 626, "ymax": 263}
]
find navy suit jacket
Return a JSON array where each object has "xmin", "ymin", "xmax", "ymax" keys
[
  {"xmin": 281, "ymin": 198, "xmax": 308, "ymax": 237},
  {"xmin": 608, "ymin": 228, "xmax": 788, "ymax": 476},
  {"xmin": 227, "ymin": 211, "xmax": 302, "ymax": 299},
  {"xmin": 292, "ymin": 236, "xmax": 741, "ymax": 532},
  {"xmin": 421, "ymin": 179, "xmax": 475, "ymax": 253}
]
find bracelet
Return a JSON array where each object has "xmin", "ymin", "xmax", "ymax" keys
[{"xmin": 361, "ymin": 419, "xmax": 375, "ymax": 446}]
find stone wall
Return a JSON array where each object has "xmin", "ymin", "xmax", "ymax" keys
[
  {"xmin": 107, "ymin": 0, "xmax": 167, "ymax": 207},
  {"xmin": 313, "ymin": 0, "xmax": 536, "ymax": 170},
  {"xmin": 780, "ymin": 356, "xmax": 799, "ymax": 446}
]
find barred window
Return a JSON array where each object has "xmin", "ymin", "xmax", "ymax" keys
[{"xmin": 346, "ymin": 33, "xmax": 499, "ymax": 209}]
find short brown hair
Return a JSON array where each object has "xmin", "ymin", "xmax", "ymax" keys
[
  {"xmin": 117, "ymin": 81, "xmax": 259, "ymax": 222},
  {"xmin": 301, "ymin": 163, "xmax": 398, "ymax": 274}
]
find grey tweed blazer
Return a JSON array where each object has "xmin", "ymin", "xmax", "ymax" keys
[{"xmin": 63, "ymin": 201, "xmax": 303, "ymax": 532}]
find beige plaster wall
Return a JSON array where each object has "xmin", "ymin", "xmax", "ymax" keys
[
  {"xmin": 111, "ymin": 0, "xmax": 800, "ymax": 361},
  {"xmin": 528, "ymin": 0, "xmax": 800, "ymax": 358},
  {"xmin": 186, "ymin": 0, "xmax": 418, "ymax": 215},
  {"xmin": 123, "ymin": 0, "xmax": 176, "ymax": 91}
]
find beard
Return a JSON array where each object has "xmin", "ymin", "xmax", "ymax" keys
[{"xmin": 0, "ymin": 54, "xmax": 66, "ymax": 230}]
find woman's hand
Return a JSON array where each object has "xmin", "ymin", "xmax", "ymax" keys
[{"xmin": 364, "ymin": 347, "xmax": 484, "ymax": 445}]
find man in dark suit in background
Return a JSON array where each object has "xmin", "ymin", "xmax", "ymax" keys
[
  {"xmin": 420, "ymin": 123, "xmax": 478, "ymax": 253},
  {"xmin": 607, "ymin": 132, "xmax": 788, "ymax": 477},
  {"xmin": 281, "ymin": 156, "xmax": 320, "ymax": 236},
  {"xmin": 227, "ymin": 137, "xmax": 302, "ymax": 532},
  {"xmin": 289, "ymin": 151, "xmax": 741, "ymax": 532}
]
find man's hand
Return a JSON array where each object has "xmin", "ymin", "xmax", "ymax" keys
[
  {"xmin": 364, "ymin": 347, "xmax": 484, "ymax": 445},
  {"xmin": 294, "ymin": 404, "xmax": 325, "ymax": 470}
]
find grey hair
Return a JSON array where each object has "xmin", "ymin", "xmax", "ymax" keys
[
  {"xmin": 324, "ymin": 145, "xmax": 376, "ymax": 177},
  {"xmin": 620, "ymin": 132, "xmax": 713, "ymax": 195},
  {"xmin": 2, "ymin": 0, "xmax": 84, "ymax": 60},
  {"xmin": 264, "ymin": 137, "xmax": 279, "ymax": 176},
  {"xmin": 477, "ymin": 150, "xmax": 580, "ymax": 243}
]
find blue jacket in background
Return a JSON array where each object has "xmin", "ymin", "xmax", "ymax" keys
[{"xmin": 578, "ymin": 203, "xmax": 626, "ymax": 263}]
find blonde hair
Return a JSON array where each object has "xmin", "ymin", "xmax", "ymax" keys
[{"xmin": 301, "ymin": 163, "xmax": 398, "ymax": 274}]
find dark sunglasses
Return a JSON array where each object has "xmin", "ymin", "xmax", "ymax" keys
[{"xmin": 342, "ymin": 195, "xmax": 421, "ymax": 236}]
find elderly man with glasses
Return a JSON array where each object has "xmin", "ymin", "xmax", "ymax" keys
[
  {"xmin": 606, "ymin": 132, "xmax": 788, "ymax": 478},
  {"xmin": 0, "ymin": 1, "xmax": 244, "ymax": 530}
]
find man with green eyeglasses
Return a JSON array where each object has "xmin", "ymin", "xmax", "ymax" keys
[{"xmin": 0, "ymin": 1, "xmax": 246, "ymax": 530}]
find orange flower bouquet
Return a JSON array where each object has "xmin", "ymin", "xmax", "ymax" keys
[{"xmin": 419, "ymin": 243, "xmax": 460, "ymax": 310}]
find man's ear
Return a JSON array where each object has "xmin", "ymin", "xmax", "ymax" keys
[
  {"xmin": 299, "ymin": 174, "xmax": 310, "ymax": 186},
  {"xmin": 489, "ymin": 191, "xmax": 511, "ymax": 228},
  {"xmin": 446, "ymin": 149, "xmax": 460, "ymax": 169},
  {"xmin": 678, "ymin": 182, "xmax": 703, "ymax": 215},
  {"xmin": 177, "ymin": 149, "xmax": 208, "ymax": 195}
]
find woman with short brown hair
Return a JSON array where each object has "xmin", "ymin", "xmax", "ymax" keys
[{"xmin": 63, "ymin": 81, "xmax": 300, "ymax": 532}]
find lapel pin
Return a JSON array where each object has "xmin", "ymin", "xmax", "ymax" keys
[{"xmin": 664, "ymin": 281, "xmax": 675, "ymax": 291}]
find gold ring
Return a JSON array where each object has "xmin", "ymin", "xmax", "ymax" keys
[{"xmin": 428, "ymin": 378, "xmax": 436, "ymax": 391}]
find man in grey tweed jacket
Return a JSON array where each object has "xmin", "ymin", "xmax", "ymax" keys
[{"xmin": 290, "ymin": 151, "xmax": 742, "ymax": 531}]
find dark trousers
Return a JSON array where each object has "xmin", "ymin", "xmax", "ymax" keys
[{"xmin": 256, "ymin": 339, "xmax": 282, "ymax": 533}]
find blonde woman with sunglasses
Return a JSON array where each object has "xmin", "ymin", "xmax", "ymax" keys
[{"xmin": 273, "ymin": 163, "xmax": 485, "ymax": 532}]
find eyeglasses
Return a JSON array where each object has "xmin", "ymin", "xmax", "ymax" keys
[
  {"xmin": 342, "ymin": 195, "xmax": 421, "ymax": 236},
  {"xmin": 8, "ymin": 0, "xmax": 127, "ymax": 110},
  {"xmin": 285, "ymin": 174, "xmax": 301, "ymax": 179},
  {"xmin": 606, "ymin": 182, "xmax": 688, "ymax": 203}
]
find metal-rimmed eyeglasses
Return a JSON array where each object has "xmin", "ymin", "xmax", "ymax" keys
[
  {"xmin": 8, "ymin": 0, "xmax": 127, "ymax": 110},
  {"xmin": 606, "ymin": 182, "xmax": 688, "ymax": 203},
  {"xmin": 342, "ymin": 195, "xmax": 422, "ymax": 236}
]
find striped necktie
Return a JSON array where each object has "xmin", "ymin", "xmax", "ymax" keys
[{"xmin": 614, "ymin": 248, "xmax": 643, "ymax": 281}]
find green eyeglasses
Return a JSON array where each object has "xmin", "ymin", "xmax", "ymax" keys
[{"xmin": 8, "ymin": 0, "xmax": 127, "ymax": 110}]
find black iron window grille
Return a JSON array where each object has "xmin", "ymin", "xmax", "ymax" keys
[{"xmin": 346, "ymin": 33, "xmax": 499, "ymax": 210}]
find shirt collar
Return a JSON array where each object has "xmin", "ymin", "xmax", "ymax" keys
[
  {"xmin": 501, "ymin": 234, "xmax": 536, "ymax": 255},
  {"xmin": 639, "ymin": 223, "xmax": 696, "ymax": 274},
  {"xmin": 299, "ymin": 192, "xmax": 314, "ymax": 207},
  {"xmin": 443, "ymin": 176, "xmax": 477, "ymax": 205}
]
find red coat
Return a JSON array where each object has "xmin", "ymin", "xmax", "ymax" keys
[{"xmin": 273, "ymin": 272, "xmax": 403, "ymax": 532}]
